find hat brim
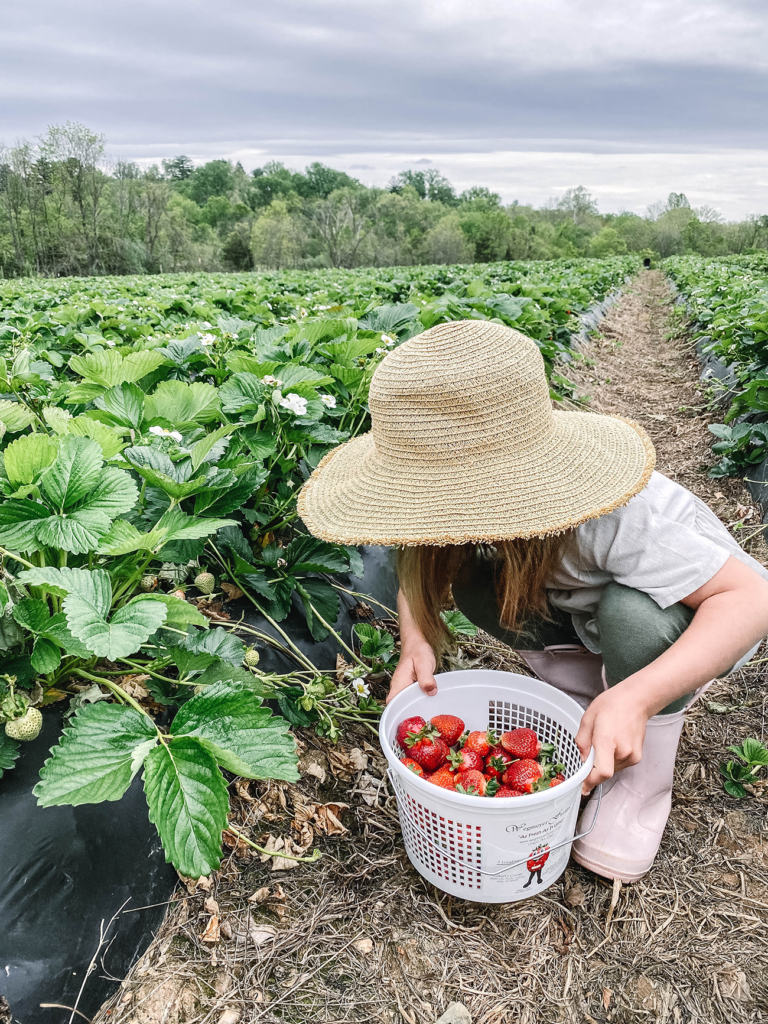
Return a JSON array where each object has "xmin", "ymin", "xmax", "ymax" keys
[{"xmin": 298, "ymin": 411, "xmax": 655, "ymax": 545}]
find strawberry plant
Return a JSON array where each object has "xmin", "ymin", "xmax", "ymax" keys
[{"xmin": 719, "ymin": 736, "xmax": 768, "ymax": 798}]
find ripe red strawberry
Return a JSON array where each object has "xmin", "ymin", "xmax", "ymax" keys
[
  {"xmin": 484, "ymin": 749, "xmax": 516, "ymax": 780},
  {"xmin": 430, "ymin": 714, "xmax": 465, "ymax": 747},
  {"xmin": 455, "ymin": 769, "xmax": 487, "ymax": 796},
  {"xmin": 396, "ymin": 715, "xmax": 426, "ymax": 749},
  {"xmin": 427, "ymin": 766, "xmax": 457, "ymax": 790},
  {"xmin": 500, "ymin": 728, "xmax": 541, "ymax": 759},
  {"xmin": 448, "ymin": 748, "xmax": 484, "ymax": 773},
  {"xmin": 406, "ymin": 732, "xmax": 449, "ymax": 772},
  {"xmin": 462, "ymin": 730, "xmax": 496, "ymax": 758},
  {"xmin": 549, "ymin": 772, "xmax": 566, "ymax": 788},
  {"xmin": 494, "ymin": 785, "xmax": 523, "ymax": 798},
  {"xmin": 401, "ymin": 757, "xmax": 425, "ymax": 778},
  {"xmin": 502, "ymin": 759, "xmax": 543, "ymax": 793}
]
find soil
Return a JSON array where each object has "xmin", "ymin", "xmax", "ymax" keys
[{"xmin": 93, "ymin": 273, "xmax": 768, "ymax": 1024}]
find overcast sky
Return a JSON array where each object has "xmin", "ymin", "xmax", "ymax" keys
[{"xmin": 3, "ymin": 0, "xmax": 768, "ymax": 217}]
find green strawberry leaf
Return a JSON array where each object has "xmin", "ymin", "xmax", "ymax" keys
[
  {"xmin": 180, "ymin": 626, "xmax": 245, "ymax": 666},
  {"xmin": 285, "ymin": 534, "xmax": 350, "ymax": 574},
  {"xmin": 30, "ymin": 636, "xmax": 61, "ymax": 673},
  {"xmin": 36, "ymin": 509, "xmax": 112, "ymax": 554},
  {"xmin": 93, "ymin": 381, "xmax": 146, "ymax": 429},
  {"xmin": 3, "ymin": 434, "xmax": 58, "ymax": 489},
  {"xmin": 40, "ymin": 435, "xmax": 103, "ymax": 510},
  {"xmin": 723, "ymin": 779, "xmax": 747, "ymax": 799},
  {"xmin": 67, "ymin": 417, "xmax": 126, "ymax": 460},
  {"xmin": 35, "ymin": 703, "xmax": 158, "ymax": 805},
  {"xmin": 64, "ymin": 592, "xmax": 167, "ymax": 659},
  {"xmin": 170, "ymin": 681, "xmax": 298, "ymax": 780},
  {"xmin": 0, "ymin": 400, "xmax": 37, "ymax": 432},
  {"xmin": 133, "ymin": 592, "xmax": 209, "ymax": 628},
  {"xmin": 143, "ymin": 735, "xmax": 229, "ymax": 878},
  {"xmin": 296, "ymin": 578, "xmax": 340, "ymax": 641},
  {"xmin": 0, "ymin": 730, "xmax": 20, "ymax": 778},
  {"xmin": 97, "ymin": 518, "xmax": 166, "ymax": 556},
  {"xmin": 441, "ymin": 609, "xmax": 479, "ymax": 637},
  {"xmin": 193, "ymin": 660, "xmax": 276, "ymax": 696},
  {"xmin": 0, "ymin": 498, "xmax": 52, "ymax": 551},
  {"xmin": 157, "ymin": 508, "xmax": 237, "ymax": 542},
  {"xmin": 144, "ymin": 380, "xmax": 220, "ymax": 424}
]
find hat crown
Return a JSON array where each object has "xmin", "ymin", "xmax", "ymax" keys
[{"xmin": 369, "ymin": 320, "xmax": 554, "ymax": 462}]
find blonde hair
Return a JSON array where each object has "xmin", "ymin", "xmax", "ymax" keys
[{"xmin": 397, "ymin": 535, "xmax": 569, "ymax": 660}]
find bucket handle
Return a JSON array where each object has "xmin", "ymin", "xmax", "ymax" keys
[{"xmin": 386, "ymin": 766, "xmax": 602, "ymax": 878}]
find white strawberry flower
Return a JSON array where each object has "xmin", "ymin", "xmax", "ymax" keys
[
  {"xmin": 104, "ymin": 338, "xmax": 116, "ymax": 348},
  {"xmin": 381, "ymin": 333, "xmax": 396, "ymax": 346},
  {"xmin": 149, "ymin": 425, "xmax": 183, "ymax": 441},
  {"xmin": 261, "ymin": 375, "xmax": 283, "ymax": 387},
  {"xmin": 199, "ymin": 333, "xmax": 216, "ymax": 346},
  {"xmin": 375, "ymin": 347, "xmax": 385, "ymax": 354},
  {"xmin": 351, "ymin": 678, "xmax": 370, "ymax": 698},
  {"xmin": 279, "ymin": 393, "xmax": 308, "ymax": 416},
  {"xmin": 320, "ymin": 394, "xmax": 336, "ymax": 408}
]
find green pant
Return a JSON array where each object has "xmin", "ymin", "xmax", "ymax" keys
[{"xmin": 452, "ymin": 557, "xmax": 695, "ymax": 715}]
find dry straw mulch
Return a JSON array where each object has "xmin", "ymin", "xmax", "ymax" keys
[{"xmin": 95, "ymin": 274, "xmax": 768, "ymax": 1024}]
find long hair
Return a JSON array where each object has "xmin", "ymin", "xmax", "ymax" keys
[{"xmin": 397, "ymin": 535, "xmax": 569, "ymax": 660}]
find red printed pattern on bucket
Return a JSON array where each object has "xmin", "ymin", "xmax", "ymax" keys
[{"xmin": 398, "ymin": 717, "xmax": 565, "ymax": 798}]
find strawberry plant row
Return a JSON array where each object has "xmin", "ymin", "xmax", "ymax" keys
[
  {"xmin": 664, "ymin": 254, "xmax": 768, "ymax": 478},
  {"xmin": 0, "ymin": 255, "xmax": 639, "ymax": 876}
]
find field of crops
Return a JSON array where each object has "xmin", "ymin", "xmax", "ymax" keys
[
  {"xmin": 0, "ymin": 254, "xmax": 639, "ymax": 877},
  {"xmin": 665, "ymin": 253, "xmax": 768, "ymax": 476}
]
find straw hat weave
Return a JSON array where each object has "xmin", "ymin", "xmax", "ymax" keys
[{"xmin": 298, "ymin": 320, "xmax": 655, "ymax": 545}]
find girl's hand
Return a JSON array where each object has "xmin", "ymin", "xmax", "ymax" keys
[
  {"xmin": 386, "ymin": 639, "xmax": 437, "ymax": 704},
  {"xmin": 575, "ymin": 687, "xmax": 650, "ymax": 794}
]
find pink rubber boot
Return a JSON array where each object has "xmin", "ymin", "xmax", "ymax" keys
[
  {"xmin": 572, "ymin": 681, "xmax": 713, "ymax": 882},
  {"xmin": 516, "ymin": 645, "xmax": 606, "ymax": 710}
]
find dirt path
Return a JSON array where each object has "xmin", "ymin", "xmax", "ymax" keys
[
  {"xmin": 96, "ymin": 277, "xmax": 768, "ymax": 1024},
  {"xmin": 569, "ymin": 270, "xmax": 766, "ymax": 558}
]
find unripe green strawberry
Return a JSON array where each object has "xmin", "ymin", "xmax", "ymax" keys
[
  {"xmin": 5, "ymin": 707, "xmax": 43, "ymax": 742},
  {"xmin": 194, "ymin": 572, "xmax": 215, "ymax": 594},
  {"xmin": 244, "ymin": 647, "xmax": 260, "ymax": 668},
  {"xmin": 140, "ymin": 574, "xmax": 158, "ymax": 592}
]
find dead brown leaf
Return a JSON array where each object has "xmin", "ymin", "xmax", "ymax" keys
[
  {"xmin": 234, "ymin": 778, "xmax": 257, "ymax": 803},
  {"xmin": 336, "ymin": 653, "xmax": 352, "ymax": 683},
  {"xmin": 313, "ymin": 802, "xmax": 349, "ymax": 836},
  {"xmin": 204, "ymin": 896, "xmax": 220, "ymax": 916},
  {"xmin": 564, "ymin": 884, "xmax": 586, "ymax": 907},
  {"xmin": 328, "ymin": 747, "xmax": 367, "ymax": 777},
  {"xmin": 222, "ymin": 829, "xmax": 254, "ymax": 859},
  {"xmin": 303, "ymin": 760, "xmax": 326, "ymax": 783},
  {"xmin": 200, "ymin": 915, "xmax": 220, "ymax": 944},
  {"xmin": 117, "ymin": 674, "xmax": 150, "ymax": 699},
  {"xmin": 220, "ymin": 581, "xmax": 244, "ymax": 602},
  {"xmin": 353, "ymin": 601, "xmax": 374, "ymax": 619},
  {"xmin": 602, "ymin": 988, "xmax": 613, "ymax": 1010},
  {"xmin": 718, "ymin": 967, "xmax": 751, "ymax": 1002},
  {"xmin": 177, "ymin": 873, "xmax": 212, "ymax": 894},
  {"xmin": 248, "ymin": 887, "xmax": 271, "ymax": 904}
]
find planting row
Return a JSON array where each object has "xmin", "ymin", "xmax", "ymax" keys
[{"xmin": 664, "ymin": 254, "xmax": 768, "ymax": 476}]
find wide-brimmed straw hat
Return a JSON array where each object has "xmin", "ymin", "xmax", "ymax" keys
[{"xmin": 298, "ymin": 320, "xmax": 655, "ymax": 545}]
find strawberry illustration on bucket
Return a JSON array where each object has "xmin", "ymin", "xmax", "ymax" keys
[{"xmin": 522, "ymin": 844, "xmax": 550, "ymax": 888}]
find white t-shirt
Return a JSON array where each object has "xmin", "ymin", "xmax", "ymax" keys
[{"xmin": 548, "ymin": 471, "xmax": 768, "ymax": 653}]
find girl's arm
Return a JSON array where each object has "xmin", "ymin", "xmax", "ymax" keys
[
  {"xmin": 386, "ymin": 590, "xmax": 438, "ymax": 703},
  {"xmin": 577, "ymin": 556, "xmax": 768, "ymax": 793}
]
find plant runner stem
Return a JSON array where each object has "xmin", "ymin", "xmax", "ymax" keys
[
  {"xmin": 72, "ymin": 669, "xmax": 154, "ymax": 719},
  {"xmin": 0, "ymin": 545, "xmax": 36, "ymax": 570},
  {"xmin": 224, "ymin": 823, "xmax": 322, "ymax": 864},
  {"xmin": 207, "ymin": 541, "xmax": 318, "ymax": 674},
  {"xmin": 307, "ymin": 602, "xmax": 367, "ymax": 667},
  {"xmin": 330, "ymin": 584, "xmax": 397, "ymax": 618}
]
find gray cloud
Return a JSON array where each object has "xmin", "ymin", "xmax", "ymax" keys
[{"xmin": 2, "ymin": 0, "xmax": 768, "ymax": 213}]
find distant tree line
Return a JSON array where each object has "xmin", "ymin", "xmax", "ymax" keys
[{"xmin": 2, "ymin": 123, "xmax": 767, "ymax": 278}]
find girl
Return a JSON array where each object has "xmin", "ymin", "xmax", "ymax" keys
[{"xmin": 298, "ymin": 320, "xmax": 768, "ymax": 882}]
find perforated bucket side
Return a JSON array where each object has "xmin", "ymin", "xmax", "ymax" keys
[{"xmin": 380, "ymin": 670, "xmax": 594, "ymax": 902}]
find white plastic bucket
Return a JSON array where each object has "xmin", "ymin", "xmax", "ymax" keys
[{"xmin": 380, "ymin": 669, "xmax": 599, "ymax": 903}]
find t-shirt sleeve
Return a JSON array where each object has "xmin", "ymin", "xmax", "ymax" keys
[{"xmin": 582, "ymin": 494, "xmax": 731, "ymax": 608}]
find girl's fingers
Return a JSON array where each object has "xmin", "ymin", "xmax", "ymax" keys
[
  {"xmin": 414, "ymin": 652, "xmax": 438, "ymax": 696},
  {"xmin": 582, "ymin": 741, "xmax": 615, "ymax": 795}
]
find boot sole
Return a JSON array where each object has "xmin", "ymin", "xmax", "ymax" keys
[{"xmin": 571, "ymin": 845, "xmax": 651, "ymax": 883}]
